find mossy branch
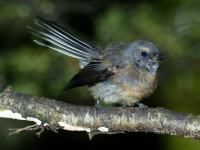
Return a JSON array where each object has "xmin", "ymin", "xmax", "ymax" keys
[{"xmin": 0, "ymin": 87, "xmax": 200, "ymax": 140}]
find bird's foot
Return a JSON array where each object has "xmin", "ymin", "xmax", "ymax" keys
[
  {"xmin": 95, "ymin": 99, "xmax": 102, "ymax": 109},
  {"xmin": 95, "ymin": 98, "xmax": 110, "ymax": 108},
  {"xmin": 134, "ymin": 102, "xmax": 148, "ymax": 110}
]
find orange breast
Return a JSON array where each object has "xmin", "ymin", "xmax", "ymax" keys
[{"xmin": 112, "ymin": 65, "xmax": 157, "ymax": 103}]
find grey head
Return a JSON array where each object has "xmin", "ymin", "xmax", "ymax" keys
[{"xmin": 124, "ymin": 40, "xmax": 163, "ymax": 74}]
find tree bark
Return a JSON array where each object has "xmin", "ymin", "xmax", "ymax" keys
[{"xmin": 0, "ymin": 87, "xmax": 200, "ymax": 140}]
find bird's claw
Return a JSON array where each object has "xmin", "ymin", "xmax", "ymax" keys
[{"xmin": 135, "ymin": 102, "xmax": 148, "ymax": 110}]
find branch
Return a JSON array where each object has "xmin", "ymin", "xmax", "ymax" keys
[{"xmin": 0, "ymin": 87, "xmax": 200, "ymax": 140}]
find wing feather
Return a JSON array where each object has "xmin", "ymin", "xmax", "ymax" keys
[{"xmin": 64, "ymin": 61, "xmax": 115, "ymax": 90}]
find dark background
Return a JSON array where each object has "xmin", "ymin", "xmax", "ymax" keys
[{"xmin": 0, "ymin": 0, "xmax": 200, "ymax": 149}]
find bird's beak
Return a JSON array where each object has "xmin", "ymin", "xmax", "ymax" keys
[{"xmin": 152, "ymin": 52, "xmax": 165, "ymax": 62}]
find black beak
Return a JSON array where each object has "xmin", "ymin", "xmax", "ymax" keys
[
  {"xmin": 157, "ymin": 53, "xmax": 165, "ymax": 61},
  {"xmin": 152, "ymin": 52, "xmax": 165, "ymax": 62}
]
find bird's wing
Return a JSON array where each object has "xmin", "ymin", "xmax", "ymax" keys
[
  {"xmin": 64, "ymin": 60, "xmax": 116, "ymax": 90},
  {"xmin": 28, "ymin": 17, "xmax": 100, "ymax": 68}
]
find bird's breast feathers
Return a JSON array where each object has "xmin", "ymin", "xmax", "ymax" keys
[{"xmin": 90, "ymin": 64, "xmax": 157, "ymax": 106}]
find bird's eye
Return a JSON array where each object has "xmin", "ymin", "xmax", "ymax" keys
[{"xmin": 141, "ymin": 51, "xmax": 148, "ymax": 57}]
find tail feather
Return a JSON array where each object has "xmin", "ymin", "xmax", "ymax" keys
[
  {"xmin": 33, "ymin": 39, "xmax": 86, "ymax": 60},
  {"xmin": 35, "ymin": 17, "xmax": 93, "ymax": 50},
  {"xmin": 28, "ymin": 17, "xmax": 100, "ymax": 65},
  {"xmin": 28, "ymin": 27, "xmax": 89, "ymax": 60},
  {"xmin": 34, "ymin": 18, "xmax": 94, "ymax": 53}
]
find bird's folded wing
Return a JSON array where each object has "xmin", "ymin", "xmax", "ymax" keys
[{"xmin": 64, "ymin": 61, "xmax": 115, "ymax": 90}]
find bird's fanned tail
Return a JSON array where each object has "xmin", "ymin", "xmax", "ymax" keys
[{"xmin": 28, "ymin": 17, "xmax": 100, "ymax": 67}]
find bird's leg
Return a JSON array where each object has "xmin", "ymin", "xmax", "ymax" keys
[{"xmin": 95, "ymin": 98, "xmax": 102, "ymax": 109}]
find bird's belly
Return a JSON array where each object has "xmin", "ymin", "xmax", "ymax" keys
[
  {"xmin": 89, "ymin": 73, "xmax": 157, "ymax": 106},
  {"xmin": 89, "ymin": 81, "xmax": 124, "ymax": 104}
]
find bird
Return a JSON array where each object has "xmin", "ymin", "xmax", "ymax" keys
[{"xmin": 28, "ymin": 17, "xmax": 163, "ymax": 107}]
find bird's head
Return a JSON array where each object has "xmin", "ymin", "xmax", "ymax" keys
[{"xmin": 125, "ymin": 40, "xmax": 164, "ymax": 74}]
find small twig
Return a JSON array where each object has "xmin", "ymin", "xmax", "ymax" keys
[{"xmin": 9, "ymin": 124, "xmax": 39, "ymax": 135}]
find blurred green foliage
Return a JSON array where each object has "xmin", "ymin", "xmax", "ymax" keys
[{"xmin": 0, "ymin": 0, "xmax": 200, "ymax": 149}]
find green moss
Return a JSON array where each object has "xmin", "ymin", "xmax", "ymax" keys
[{"xmin": 35, "ymin": 112, "xmax": 49, "ymax": 122}]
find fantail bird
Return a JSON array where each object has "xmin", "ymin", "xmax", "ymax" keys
[{"xmin": 28, "ymin": 17, "xmax": 163, "ymax": 107}]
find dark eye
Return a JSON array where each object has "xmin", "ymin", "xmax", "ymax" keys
[{"xmin": 141, "ymin": 51, "xmax": 148, "ymax": 57}]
